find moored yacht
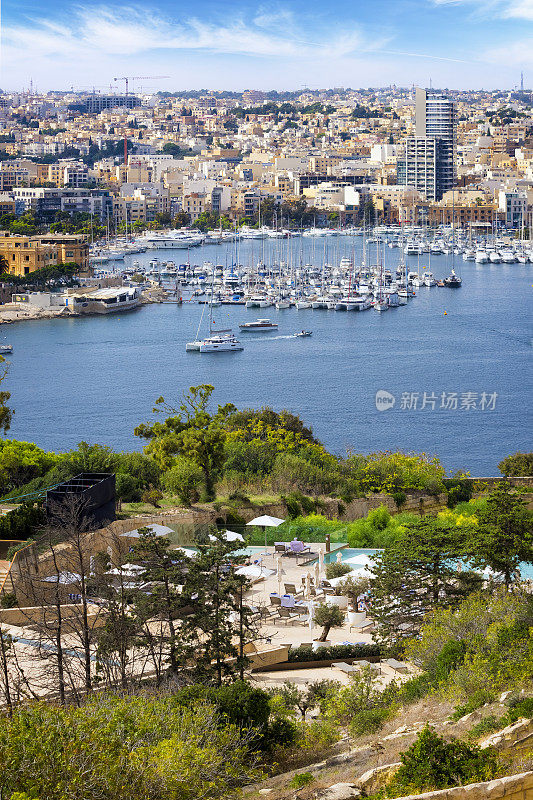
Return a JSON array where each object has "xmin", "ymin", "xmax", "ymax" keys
[
  {"xmin": 198, "ymin": 332, "xmax": 244, "ymax": 352},
  {"xmin": 444, "ymin": 269, "xmax": 462, "ymax": 288}
]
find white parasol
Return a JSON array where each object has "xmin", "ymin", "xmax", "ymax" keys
[{"xmin": 246, "ymin": 515, "xmax": 285, "ymax": 549}]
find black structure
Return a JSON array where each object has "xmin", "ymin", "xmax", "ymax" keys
[{"xmin": 46, "ymin": 473, "xmax": 116, "ymax": 528}]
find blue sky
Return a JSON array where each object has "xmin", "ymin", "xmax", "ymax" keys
[{"xmin": 2, "ymin": 0, "xmax": 533, "ymax": 91}]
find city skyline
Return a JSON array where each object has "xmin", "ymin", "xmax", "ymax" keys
[{"xmin": 2, "ymin": 0, "xmax": 533, "ymax": 92}]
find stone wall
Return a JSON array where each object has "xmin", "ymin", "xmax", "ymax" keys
[{"xmin": 390, "ymin": 770, "xmax": 533, "ymax": 800}]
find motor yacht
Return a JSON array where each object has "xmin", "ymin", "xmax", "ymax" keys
[
  {"xmin": 444, "ymin": 269, "xmax": 462, "ymax": 288},
  {"xmin": 239, "ymin": 319, "xmax": 278, "ymax": 331}
]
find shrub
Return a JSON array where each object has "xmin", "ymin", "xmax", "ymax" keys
[
  {"xmin": 0, "ymin": 592, "xmax": 17, "ymax": 608},
  {"xmin": 115, "ymin": 473, "xmax": 142, "ymax": 503},
  {"xmin": 273, "ymin": 513, "xmax": 347, "ymax": 544},
  {"xmin": 289, "ymin": 772, "xmax": 314, "ymax": 789},
  {"xmin": 0, "ymin": 440, "xmax": 58, "ymax": 496},
  {"xmin": 288, "ymin": 643, "xmax": 381, "ymax": 663},
  {"xmin": 325, "ymin": 561, "xmax": 352, "ymax": 579},
  {"xmin": 397, "ymin": 673, "xmax": 434, "ymax": 703},
  {"xmin": 162, "ymin": 458, "xmax": 202, "ymax": 505},
  {"xmin": 0, "ymin": 503, "xmax": 45, "ymax": 542},
  {"xmin": 0, "ymin": 694, "xmax": 262, "ymax": 800},
  {"xmin": 388, "ymin": 725, "xmax": 500, "ymax": 794},
  {"xmin": 350, "ymin": 706, "xmax": 391, "ymax": 736},
  {"xmin": 141, "ymin": 488, "xmax": 163, "ymax": 508},
  {"xmin": 506, "ymin": 697, "xmax": 533, "ymax": 723},
  {"xmin": 5, "ymin": 538, "xmax": 35, "ymax": 560},
  {"xmin": 451, "ymin": 689, "xmax": 496, "ymax": 721},
  {"xmin": 346, "ymin": 507, "xmax": 419, "ymax": 548},
  {"xmin": 270, "ymin": 452, "xmax": 340, "ymax": 495},
  {"xmin": 174, "ymin": 680, "xmax": 271, "ymax": 733},
  {"xmin": 115, "ymin": 451, "xmax": 161, "ymax": 489},
  {"xmin": 443, "ymin": 476, "xmax": 474, "ymax": 508},
  {"xmin": 467, "ymin": 715, "xmax": 502, "ymax": 741},
  {"xmin": 223, "ymin": 439, "xmax": 276, "ymax": 476},
  {"xmin": 346, "ymin": 451, "xmax": 446, "ymax": 495},
  {"xmin": 392, "ymin": 490, "xmax": 406, "ymax": 507},
  {"xmin": 227, "ymin": 490, "xmax": 251, "ymax": 504},
  {"xmin": 498, "ymin": 452, "xmax": 533, "ymax": 477},
  {"xmin": 282, "ymin": 493, "xmax": 301, "ymax": 518},
  {"xmin": 266, "ymin": 717, "xmax": 299, "ymax": 750}
]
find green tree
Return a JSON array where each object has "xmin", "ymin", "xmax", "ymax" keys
[
  {"xmin": 135, "ymin": 385, "xmax": 228, "ymax": 500},
  {"xmin": 162, "ymin": 457, "xmax": 202, "ymax": 505},
  {"xmin": 172, "ymin": 211, "xmax": 191, "ymax": 228},
  {"xmin": 468, "ymin": 483, "xmax": 533, "ymax": 587},
  {"xmin": 181, "ymin": 535, "xmax": 255, "ymax": 684},
  {"xmin": 363, "ymin": 198, "xmax": 375, "ymax": 226},
  {"xmin": 370, "ymin": 519, "xmax": 472, "ymax": 646},
  {"xmin": 313, "ymin": 602, "xmax": 344, "ymax": 642},
  {"xmin": 498, "ymin": 452, "xmax": 533, "ymax": 476},
  {"xmin": 130, "ymin": 527, "xmax": 190, "ymax": 678},
  {"xmin": 162, "ymin": 142, "xmax": 185, "ymax": 156},
  {"xmin": 0, "ymin": 440, "xmax": 57, "ymax": 496},
  {"xmin": 0, "ymin": 355, "xmax": 13, "ymax": 436}
]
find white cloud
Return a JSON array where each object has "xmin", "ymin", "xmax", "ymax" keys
[
  {"xmin": 483, "ymin": 36, "xmax": 533, "ymax": 67},
  {"xmin": 503, "ymin": 0, "xmax": 533, "ymax": 20},
  {"xmin": 1, "ymin": 4, "xmax": 383, "ymax": 63},
  {"xmin": 432, "ymin": 0, "xmax": 533, "ymax": 18}
]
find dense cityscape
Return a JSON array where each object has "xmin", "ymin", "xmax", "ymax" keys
[{"xmin": 0, "ymin": 1, "xmax": 532, "ymax": 797}]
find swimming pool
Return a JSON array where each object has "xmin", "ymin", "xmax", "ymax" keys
[{"xmin": 323, "ymin": 545, "xmax": 533, "ymax": 581}]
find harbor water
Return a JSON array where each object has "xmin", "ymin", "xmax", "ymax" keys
[{"xmin": 4, "ymin": 237, "xmax": 532, "ymax": 475}]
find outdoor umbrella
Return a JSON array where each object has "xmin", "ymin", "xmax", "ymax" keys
[
  {"xmin": 336, "ymin": 551, "xmax": 343, "ymax": 563},
  {"xmin": 246, "ymin": 514, "xmax": 285, "ymax": 549},
  {"xmin": 318, "ymin": 547, "xmax": 325, "ymax": 576},
  {"xmin": 120, "ymin": 523, "xmax": 174, "ymax": 539},
  {"xmin": 208, "ymin": 530, "xmax": 245, "ymax": 543},
  {"xmin": 344, "ymin": 553, "xmax": 375, "ymax": 567},
  {"xmin": 305, "ymin": 572, "xmax": 311, "ymax": 599},
  {"xmin": 314, "ymin": 560, "xmax": 320, "ymax": 587},
  {"xmin": 307, "ymin": 599, "xmax": 316, "ymax": 633},
  {"xmin": 276, "ymin": 556, "xmax": 285, "ymax": 595}
]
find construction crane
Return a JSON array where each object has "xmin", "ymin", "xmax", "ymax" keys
[
  {"xmin": 113, "ymin": 76, "xmax": 169, "ymax": 166},
  {"xmin": 113, "ymin": 76, "xmax": 170, "ymax": 95}
]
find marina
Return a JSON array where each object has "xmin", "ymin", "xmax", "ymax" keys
[{"xmin": 2, "ymin": 233, "xmax": 530, "ymax": 475}]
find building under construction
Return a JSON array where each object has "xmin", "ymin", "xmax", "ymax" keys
[{"xmin": 84, "ymin": 95, "xmax": 141, "ymax": 114}]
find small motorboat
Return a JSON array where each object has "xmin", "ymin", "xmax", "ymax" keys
[
  {"xmin": 295, "ymin": 330, "xmax": 312, "ymax": 337},
  {"xmin": 0, "ymin": 345, "xmax": 13, "ymax": 354},
  {"xmin": 444, "ymin": 270, "xmax": 462, "ymax": 288},
  {"xmin": 436, "ymin": 280, "xmax": 445, "ymax": 287}
]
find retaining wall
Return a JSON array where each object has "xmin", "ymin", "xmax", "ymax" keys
[{"xmin": 390, "ymin": 770, "xmax": 533, "ymax": 800}]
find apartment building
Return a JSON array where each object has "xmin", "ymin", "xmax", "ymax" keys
[
  {"xmin": 399, "ymin": 89, "xmax": 457, "ymax": 201},
  {"xmin": 0, "ymin": 232, "xmax": 89, "ymax": 276},
  {"xmin": 182, "ymin": 192, "xmax": 207, "ymax": 221},
  {"xmin": 36, "ymin": 161, "xmax": 89, "ymax": 188},
  {"xmin": 13, "ymin": 188, "xmax": 113, "ymax": 220}
]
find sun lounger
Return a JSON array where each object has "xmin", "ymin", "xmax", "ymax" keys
[
  {"xmin": 332, "ymin": 662, "xmax": 358, "ymax": 674},
  {"xmin": 277, "ymin": 607, "xmax": 299, "ymax": 623},
  {"xmin": 284, "ymin": 583, "xmax": 304, "ymax": 596},
  {"xmin": 384, "ymin": 658, "xmax": 409, "ymax": 674},
  {"xmin": 359, "ymin": 621, "xmax": 375, "ymax": 633},
  {"xmin": 355, "ymin": 659, "xmax": 381, "ymax": 674},
  {"xmin": 348, "ymin": 612, "xmax": 367, "ymax": 631}
]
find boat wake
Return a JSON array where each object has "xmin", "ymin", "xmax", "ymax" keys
[{"xmin": 260, "ymin": 335, "xmax": 302, "ymax": 341}]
